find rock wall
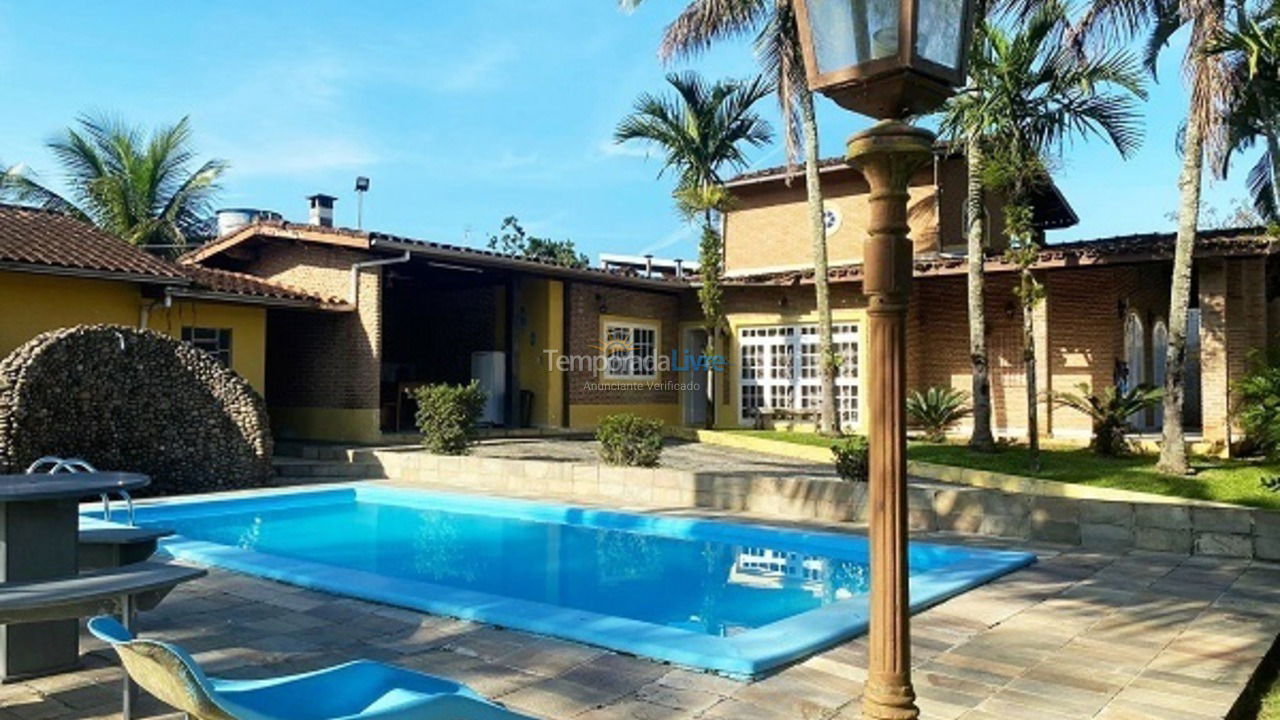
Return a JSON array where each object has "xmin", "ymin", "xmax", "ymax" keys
[{"xmin": 0, "ymin": 325, "xmax": 273, "ymax": 494}]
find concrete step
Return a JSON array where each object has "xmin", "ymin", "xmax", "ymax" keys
[
  {"xmin": 270, "ymin": 457, "xmax": 385, "ymax": 478},
  {"xmin": 266, "ymin": 475, "xmax": 375, "ymax": 488}
]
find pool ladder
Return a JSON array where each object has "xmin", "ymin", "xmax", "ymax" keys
[{"xmin": 26, "ymin": 456, "xmax": 135, "ymax": 525}]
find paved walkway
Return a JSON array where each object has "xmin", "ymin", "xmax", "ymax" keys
[
  {"xmin": 2, "ymin": 527, "xmax": 1276, "ymax": 720},
  {"xmin": 469, "ymin": 437, "xmax": 844, "ymax": 481}
]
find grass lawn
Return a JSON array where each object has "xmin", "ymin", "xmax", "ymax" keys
[{"xmin": 725, "ymin": 430, "xmax": 1280, "ymax": 511}]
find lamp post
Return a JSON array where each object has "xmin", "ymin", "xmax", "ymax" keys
[{"xmin": 791, "ymin": 1, "xmax": 973, "ymax": 718}]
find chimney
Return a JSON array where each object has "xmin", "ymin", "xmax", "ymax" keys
[
  {"xmin": 644, "ymin": 254, "xmax": 654, "ymax": 277},
  {"xmin": 307, "ymin": 194, "xmax": 337, "ymax": 228},
  {"xmin": 674, "ymin": 258, "xmax": 684, "ymax": 279}
]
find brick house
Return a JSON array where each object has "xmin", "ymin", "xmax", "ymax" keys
[
  {"xmin": 181, "ymin": 203, "xmax": 691, "ymax": 443},
  {"xmin": 171, "ymin": 157, "xmax": 1277, "ymax": 453},
  {"xmin": 713, "ymin": 158, "xmax": 1278, "ymax": 454}
]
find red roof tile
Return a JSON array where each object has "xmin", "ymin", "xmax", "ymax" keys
[
  {"xmin": 0, "ymin": 204, "xmax": 184, "ymax": 280},
  {"xmin": 178, "ymin": 264, "xmax": 346, "ymax": 305}
]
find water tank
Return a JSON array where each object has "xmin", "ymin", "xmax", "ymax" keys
[{"xmin": 216, "ymin": 208, "xmax": 282, "ymax": 237}]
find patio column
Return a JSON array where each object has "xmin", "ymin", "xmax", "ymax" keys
[{"xmin": 847, "ymin": 121, "xmax": 934, "ymax": 720}]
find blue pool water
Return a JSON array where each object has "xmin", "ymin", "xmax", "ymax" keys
[{"xmin": 119, "ymin": 487, "xmax": 1035, "ymax": 676}]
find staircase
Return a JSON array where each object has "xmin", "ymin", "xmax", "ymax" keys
[{"xmin": 270, "ymin": 442, "xmax": 389, "ymax": 486}]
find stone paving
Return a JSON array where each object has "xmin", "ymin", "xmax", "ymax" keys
[
  {"xmin": 2, "ymin": 528, "xmax": 1277, "ymax": 720},
  {"xmin": 469, "ymin": 437, "xmax": 843, "ymax": 481}
]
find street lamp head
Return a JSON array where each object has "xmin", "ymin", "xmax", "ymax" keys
[{"xmin": 792, "ymin": 0, "xmax": 973, "ymax": 119}]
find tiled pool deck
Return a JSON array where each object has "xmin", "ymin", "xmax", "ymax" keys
[{"xmin": 3, "ymin": 517, "xmax": 1277, "ymax": 719}]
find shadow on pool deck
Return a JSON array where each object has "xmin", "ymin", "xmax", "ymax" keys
[{"xmin": 2, "ymin": 528, "xmax": 1277, "ymax": 720}]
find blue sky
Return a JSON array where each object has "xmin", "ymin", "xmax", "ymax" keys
[{"xmin": 0, "ymin": 1, "xmax": 1250, "ymax": 262}]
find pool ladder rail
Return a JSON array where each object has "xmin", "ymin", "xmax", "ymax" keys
[{"xmin": 25, "ymin": 456, "xmax": 136, "ymax": 525}]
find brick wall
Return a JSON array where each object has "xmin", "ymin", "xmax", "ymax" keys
[
  {"xmin": 250, "ymin": 242, "xmax": 383, "ymax": 412},
  {"xmin": 566, "ymin": 283, "xmax": 681, "ymax": 406},
  {"xmin": 1201, "ymin": 256, "xmax": 1270, "ymax": 449},
  {"xmin": 722, "ymin": 157, "xmax": 1012, "ymax": 277}
]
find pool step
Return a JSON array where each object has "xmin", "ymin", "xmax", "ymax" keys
[{"xmin": 270, "ymin": 456, "xmax": 386, "ymax": 479}]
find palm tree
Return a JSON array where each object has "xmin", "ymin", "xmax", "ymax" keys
[
  {"xmin": 964, "ymin": 0, "xmax": 999, "ymax": 453},
  {"xmin": 622, "ymin": 0, "xmax": 841, "ymax": 436},
  {"xmin": 1, "ymin": 115, "xmax": 226, "ymax": 256},
  {"xmin": 615, "ymin": 71, "xmax": 774, "ymax": 427},
  {"xmin": 941, "ymin": 0, "xmax": 1147, "ymax": 469},
  {"xmin": 1210, "ymin": 6, "xmax": 1280, "ymax": 221},
  {"xmin": 1070, "ymin": 0, "xmax": 1232, "ymax": 474}
]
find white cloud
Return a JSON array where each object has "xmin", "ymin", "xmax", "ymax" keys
[
  {"xmin": 211, "ymin": 134, "xmax": 379, "ymax": 179},
  {"xmin": 597, "ymin": 139, "xmax": 652, "ymax": 159},
  {"xmin": 424, "ymin": 46, "xmax": 516, "ymax": 93},
  {"xmin": 639, "ymin": 224, "xmax": 696, "ymax": 256}
]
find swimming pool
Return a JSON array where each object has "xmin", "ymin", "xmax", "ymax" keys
[{"xmin": 120, "ymin": 486, "xmax": 1034, "ymax": 677}]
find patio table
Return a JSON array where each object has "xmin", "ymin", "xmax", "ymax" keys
[{"xmin": 0, "ymin": 471, "xmax": 149, "ymax": 681}]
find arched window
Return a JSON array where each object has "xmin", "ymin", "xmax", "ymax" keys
[
  {"xmin": 1150, "ymin": 321, "xmax": 1168, "ymax": 430},
  {"xmin": 1124, "ymin": 312, "xmax": 1146, "ymax": 429}
]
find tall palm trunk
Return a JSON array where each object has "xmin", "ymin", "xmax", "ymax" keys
[
  {"xmin": 1022, "ymin": 268, "xmax": 1040, "ymax": 471},
  {"xmin": 800, "ymin": 90, "xmax": 837, "ymax": 435},
  {"xmin": 1158, "ymin": 114, "xmax": 1206, "ymax": 474},
  {"xmin": 966, "ymin": 137, "xmax": 996, "ymax": 451}
]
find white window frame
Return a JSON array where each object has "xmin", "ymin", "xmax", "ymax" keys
[
  {"xmin": 738, "ymin": 323, "xmax": 860, "ymax": 427},
  {"xmin": 601, "ymin": 320, "xmax": 660, "ymax": 381}
]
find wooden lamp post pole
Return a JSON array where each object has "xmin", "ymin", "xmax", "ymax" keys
[{"xmin": 846, "ymin": 119, "xmax": 935, "ymax": 720}]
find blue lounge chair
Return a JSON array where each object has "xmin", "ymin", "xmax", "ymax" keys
[{"xmin": 88, "ymin": 616, "xmax": 531, "ymax": 720}]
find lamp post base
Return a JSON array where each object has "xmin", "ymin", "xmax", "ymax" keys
[{"xmin": 846, "ymin": 119, "xmax": 935, "ymax": 720}]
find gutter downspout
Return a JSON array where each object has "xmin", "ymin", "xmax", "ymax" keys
[
  {"xmin": 138, "ymin": 287, "xmax": 174, "ymax": 329},
  {"xmin": 349, "ymin": 251, "xmax": 411, "ymax": 306}
]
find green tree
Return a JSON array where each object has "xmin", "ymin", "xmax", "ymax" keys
[
  {"xmin": 942, "ymin": 1, "xmax": 1147, "ymax": 469},
  {"xmin": 1209, "ymin": 4, "xmax": 1280, "ymax": 221},
  {"xmin": 486, "ymin": 216, "xmax": 589, "ymax": 268},
  {"xmin": 614, "ymin": 71, "xmax": 773, "ymax": 427},
  {"xmin": 1071, "ymin": 0, "xmax": 1233, "ymax": 474},
  {"xmin": 621, "ymin": 0, "xmax": 842, "ymax": 436},
  {"xmin": 1, "ymin": 115, "xmax": 227, "ymax": 256}
]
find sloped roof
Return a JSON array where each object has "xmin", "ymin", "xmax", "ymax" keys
[
  {"xmin": 183, "ymin": 219, "xmax": 688, "ymax": 292},
  {"xmin": 0, "ymin": 204, "xmax": 344, "ymax": 308},
  {"xmin": 0, "ymin": 203, "xmax": 185, "ymax": 281},
  {"xmin": 177, "ymin": 265, "xmax": 347, "ymax": 306},
  {"xmin": 723, "ymin": 227, "xmax": 1279, "ymax": 285}
]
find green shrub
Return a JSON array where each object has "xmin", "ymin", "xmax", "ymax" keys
[
  {"xmin": 831, "ymin": 435, "xmax": 869, "ymax": 482},
  {"xmin": 907, "ymin": 386, "xmax": 971, "ymax": 442},
  {"xmin": 412, "ymin": 381, "xmax": 487, "ymax": 455},
  {"xmin": 1236, "ymin": 352, "xmax": 1280, "ymax": 458},
  {"xmin": 1051, "ymin": 382, "xmax": 1162, "ymax": 456},
  {"xmin": 596, "ymin": 413, "xmax": 664, "ymax": 467}
]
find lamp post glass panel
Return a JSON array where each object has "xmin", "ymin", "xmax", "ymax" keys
[{"xmin": 792, "ymin": 1, "xmax": 972, "ymax": 719}]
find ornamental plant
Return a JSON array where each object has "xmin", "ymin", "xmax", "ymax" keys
[
  {"xmin": 596, "ymin": 413, "xmax": 664, "ymax": 467},
  {"xmin": 413, "ymin": 381, "xmax": 487, "ymax": 455},
  {"xmin": 1051, "ymin": 382, "xmax": 1163, "ymax": 456},
  {"xmin": 907, "ymin": 387, "xmax": 972, "ymax": 442},
  {"xmin": 1235, "ymin": 351, "xmax": 1280, "ymax": 458},
  {"xmin": 831, "ymin": 435, "xmax": 870, "ymax": 483}
]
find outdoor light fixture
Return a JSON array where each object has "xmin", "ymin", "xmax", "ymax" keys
[
  {"xmin": 790, "ymin": 1, "xmax": 975, "ymax": 719},
  {"xmin": 792, "ymin": 0, "xmax": 972, "ymax": 118},
  {"xmin": 354, "ymin": 176, "xmax": 371, "ymax": 229}
]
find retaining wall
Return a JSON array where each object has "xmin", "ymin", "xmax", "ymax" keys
[{"xmin": 353, "ymin": 447, "xmax": 1279, "ymax": 561}]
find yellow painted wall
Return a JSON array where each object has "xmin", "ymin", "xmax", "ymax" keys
[
  {"xmin": 0, "ymin": 272, "xmax": 139, "ymax": 357},
  {"xmin": 568, "ymin": 403, "xmax": 681, "ymax": 429},
  {"xmin": 270, "ymin": 407, "xmax": 384, "ymax": 443},
  {"xmin": 515, "ymin": 278, "xmax": 565, "ymax": 427},
  {"xmin": 148, "ymin": 300, "xmax": 267, "ymax": 392},
  {"xmin": 0, "ymin": 269, "xmax": 268, "ymax": 394}
]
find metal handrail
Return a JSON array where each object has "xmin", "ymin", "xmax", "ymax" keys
[{"xmin": 24, "ymin": 456, "xmax": 135, "ymax": 525}]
